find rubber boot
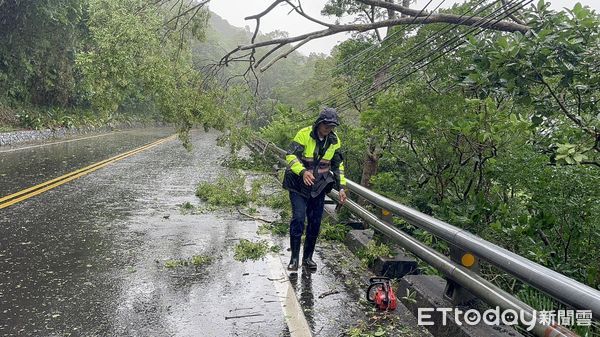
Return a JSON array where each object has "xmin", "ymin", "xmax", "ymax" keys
[
  {"xmin": 302, "ymin": 236, "xmax": 318, "ymax": 271},
  {"xmin": 287, "ymin": 236, "xmax": 301, "ymax": 271}
]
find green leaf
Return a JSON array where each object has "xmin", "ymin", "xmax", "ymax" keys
[
  {"xmin": 537, "ymin": 0, "xmax": 545, "ymax": 11},
  {"xmin": 498, "ymin": 37, "xmax": 509, "ymax": 49},
  {"xmin": 573, "ymin": 153, "xmax": 587, "ymax": 163},
  {"xmin": 555, "ymin": 154, "xmax": 567, "ymax": 160},
  {"xmin": 572, "ymin": 3, "xmax": 587, "ymax": 19},
  {"xmin": 374, "ymin": 328, "xmax": 386, "ymax": 337}
]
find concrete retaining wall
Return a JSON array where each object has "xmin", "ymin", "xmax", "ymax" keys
[{"xmin": 0, "ymin": 123, "xmax": 162, "ymax": 147}]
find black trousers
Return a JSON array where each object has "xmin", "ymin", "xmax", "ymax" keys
[{"xmin": 289, "ymin": 190, "xmax": 326, "ymax": 238}]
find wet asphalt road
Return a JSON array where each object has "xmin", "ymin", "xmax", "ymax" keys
[
  {"xmin": 0, "ymin": 129, "xmax": 173, "ymax": 197},
  {"xmin": 0, "ymin": 129, "xmax": 430, "ymax": 337},
  {"xmin": 0, "ymin": 129, "xmax": 287, "ymax": 336}
]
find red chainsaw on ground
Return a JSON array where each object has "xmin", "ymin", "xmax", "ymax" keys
[{"xmin": 366, "ymin": 277, "xmax": 397, "ymax": 311}]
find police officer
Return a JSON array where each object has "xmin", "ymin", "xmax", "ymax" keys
[{"xmin": 282, "ymin": 107, "xmax": 347, "ymax": 271}]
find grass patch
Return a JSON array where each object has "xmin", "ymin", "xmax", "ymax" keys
[
  {"xmin": 195, "ymin": 172, "xmax": 292, "ymax": 226},
  {"xmin": 320, "ymin": 222, "xmax": 350, "ymax": 242},
  {"xmin": 195, "ymin": 174, "xmax": 279, "ymax": 208},
  {"xmin": 250, "ymin": 179, "xmax": 262, "ymax": 200},
  {"xmin": 257, "ymin": 221, "xmax": 289, "ymax": 236},
  {"xmin": 164, "ymin": 254, "xmax": 212, "ymax": 269},
  {"xmin": 164, "ymin": 259, "xmax": 186, "ymax": 268},
  {"xmin": 244, "ymin": 206, "xmax": 258, "ymax": 215},
  {"xmin": 179, "ymin": 201, "xmax": 196, "ymax": 214},
  {"xmin": 258, "ymin": 189, "xmax": 289, "ymax": 210},
  {"xmin": 221, "ymin": 153, "xmax": 271, "ymax": 172},
  {"xmin": 0, "ymin": 125, "xmax": 19, "ymax": 132},
  {"xmin": 190, "ymin": 254, "xmax": 212, "ymax": 266},
  {"xmin": 181, "ymin": 201, "xmax": 194, "ymax": 210},
  {"xmin": 233, "ymin": 239, "xmax": 279, "ymax": 262},
  {"xmin": 196, "ymin": 173, "xmax": 250, "ymax": 207},
  {"xmin": 356, "ymin": 241, "xmax": 394, "ymax": 268}
]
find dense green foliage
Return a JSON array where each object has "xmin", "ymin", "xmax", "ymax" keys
[
  {"xmin": 259, "ymin": 0, "xmax": 600, "ymax": 300},
  {"xmin": 233, "ymin": 239, "xmax": 280, "ymax": 262},
  {"xmin": 0, "ymin": 0, "xmax": 226, "ymax": 136},
  {"xmin": 196, "ymin": 173, "xmax": 252, "ymax": 207},
  {"xmin": 0, "ymin": 0, "xmax": 84, "ymax": 107},
  {"xmin": 464, "ymin": 2, "xmax": 600, "ymax": 166}
]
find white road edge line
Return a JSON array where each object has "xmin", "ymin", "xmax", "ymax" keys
[
  {"xmin": 244, "ymin": 175, "xmax": 312, "ymax": 337},
  {"xmin": 0, "ymin": 132, "xmax": 117, "ymax": 153},
  {"xmin": 267, "ymin": 252, "xmax": 313, "ymax": 337}
]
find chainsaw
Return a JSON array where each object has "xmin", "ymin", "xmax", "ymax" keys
[{"xmin": 366, "ymin": 277, "xmax": 397, "ymax": 311}]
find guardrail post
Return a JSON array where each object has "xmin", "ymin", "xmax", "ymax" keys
[{"xmin": 444, "ymin": 244, "xmax": 480, "ymax": 305}]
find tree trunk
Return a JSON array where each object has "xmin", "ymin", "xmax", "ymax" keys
[{"xmin": 359, "ymin": 140, "xmax": 380, "ymax": 205}]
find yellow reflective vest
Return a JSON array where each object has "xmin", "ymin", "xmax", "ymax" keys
[{"xmin": 282, "ymin": 126, "xmax": 346, "ymax": 197}]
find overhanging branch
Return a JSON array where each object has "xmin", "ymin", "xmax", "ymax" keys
[
  {"xmin": 357, "ymin": 0, "xmax": 530, "ymax": 32},
  {"xmin": 219, "ymin": 0, "xmax": 532, "ymax": 87},
  {"xmin": 237, "ymin": 14, "xmax": 528, "ymax": 55}
]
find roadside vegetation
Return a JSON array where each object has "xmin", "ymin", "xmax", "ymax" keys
[
  {"xmin": 319, "ymin": 222, "xmax": 351, "ymax": 242},
  {"xmin": 356, "ymin": 241, "xmax": 394, "ymax": 268},
  {"xmin": 233, "ymin": 239, "xmax": 281, "ymax": 262},
  {"xmin": 163, "ymin": 254, "xmax": 213, "ymax": 269},
  {"xmin": 1, "ymin": 0, "xmax": 184, "ymax": 129},
  {"xmin": 179, "ymin": 201, "xmax": 196, "ymax": 214},
  {"xmin": 196, "ymin": 172, "xmax": 253, "ymax": 207},
  {"xmin": 0, "ymin": 0, "xmax": 234, "ymax": 145},
  {"xmin": 256, "ymin": 1, "xmax": 600, "ymax": 300}
]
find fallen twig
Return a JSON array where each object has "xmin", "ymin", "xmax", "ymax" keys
[
  {"xmin": 264, "ymin": 294, "xmax": 287, "ymax": 298},
  {"xmin": 225, "ymin": 313, "xmax": 264, "ymax": 320},
  {"xmin": 237, "ymin": 208, "xmax": 275, "ymax": 223},
  {"xmin": 229, "ymin": 307, "xmax": 254, "ymax": 312},
  {"xmin": 318, "ymin": 289, "xmax": 340, "ymax": 299}
]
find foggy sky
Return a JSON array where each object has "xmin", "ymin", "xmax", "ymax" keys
[{"xmin": 209, "ymin": 0, "xmax": 599, "ymax": 55}]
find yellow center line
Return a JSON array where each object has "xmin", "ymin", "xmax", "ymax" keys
[
  {"xmin": 0, "ymin": 136, "xmax": 171, "ymax": 204},
  {"xmin": 0, "ymin": 135, "xmax": 176, "ymax": 209}
]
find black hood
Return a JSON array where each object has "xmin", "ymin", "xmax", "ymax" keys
[
  {"xmin": 311, "ymin": 107, "xmax": 340, "ymax": 142},
  {"xmin": 313, "ymin": 107, "xmax": 339, "ymax": 127}
]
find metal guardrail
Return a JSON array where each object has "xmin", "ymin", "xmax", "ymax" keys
[
  {"xmin": 327, "ymin": 190, "xmax": 573, "ymax": 337},
  {"xmin": 251, "ymin": 138, "xmax": 597, "ymax": 336},
  {"xmin": 346, "ymin": 180, "xmax": 600, "ymax": 318}
]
